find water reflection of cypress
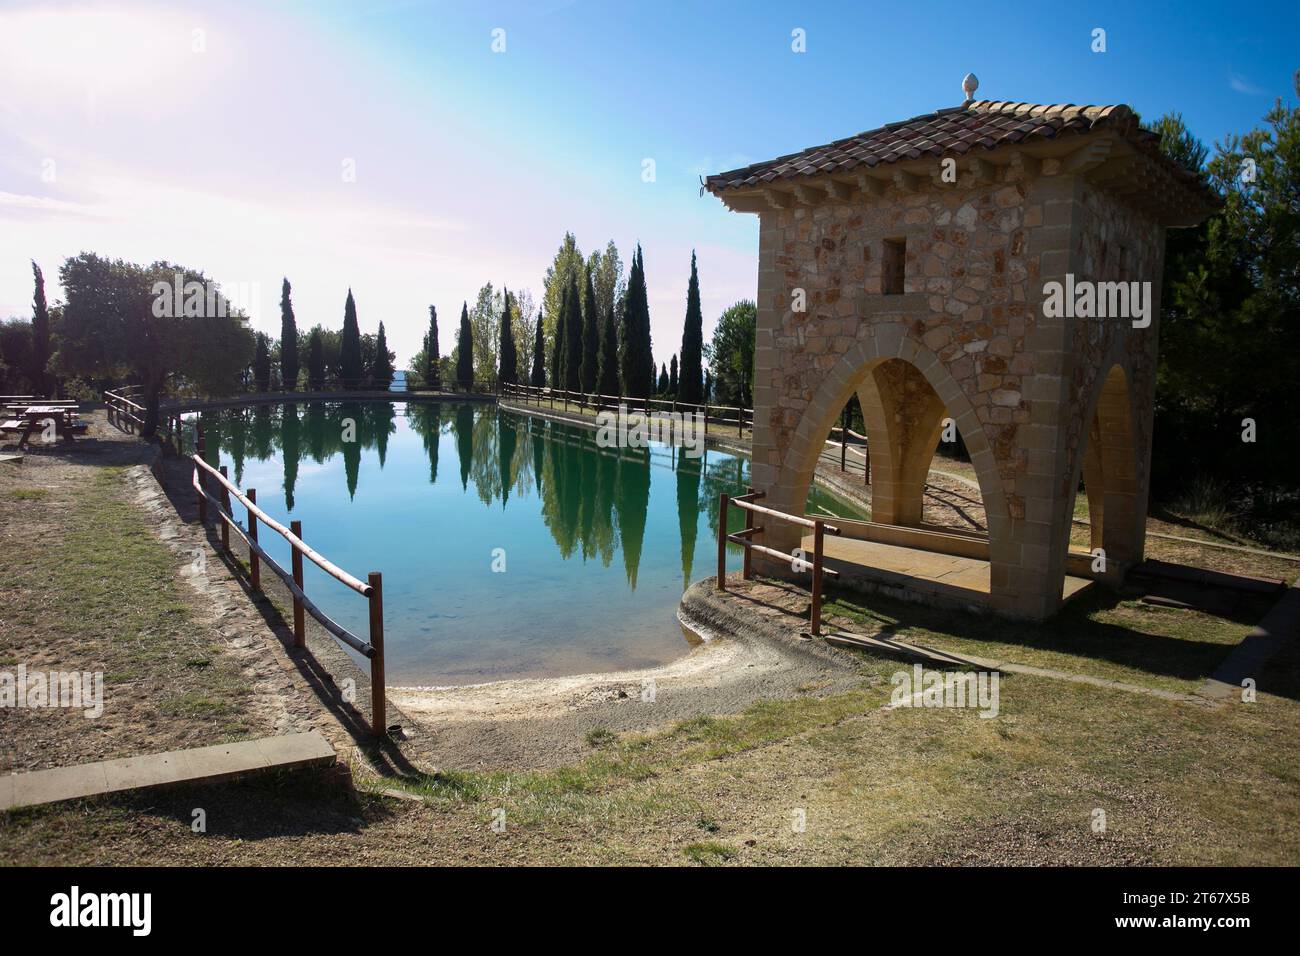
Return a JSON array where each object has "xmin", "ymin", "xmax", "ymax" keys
[
  {"xmin": 454, "ymin": 404, "xmax": 474, "ymax": 491},
  {"xmin": 281, "ymin": 403, "xmax": 300, "ymax": 509},
  {"xmin": 373, "ymin": 402, "xmax": 395, "ymax": 468},
  {"xmin": 676, "ymin": 452, "xmax": 702, "ymax": 589},
  {"xmin": 615, "ymin": 446, "xmax": 651, "ymax": 590},
  {"xmin": 405, "ymin": 402, "xmax": 441, "ymax": 485},
  {"xmin": 200, "ymin": 403, "xmax": 751, "ymax": 588},
  {"xmin": 531, "ymin": 419, "xmax": 545, "ymax": 497},
  {"xmin": 497, "ymin": 412, "xmax": 517, "ymax": 508}
]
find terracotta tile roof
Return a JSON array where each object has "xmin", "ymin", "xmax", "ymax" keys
[{"xmin": 705, "ymin": 100, "xmax": 1193, "ymax": 193}]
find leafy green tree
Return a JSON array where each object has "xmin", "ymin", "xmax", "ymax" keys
[
  {"xmin": 530, "ymin": 309, "xmax": 546, "ymax": 387},
  {"xmin": 562, "ymin": 274, "xmax": 583, "ymax": 392},
  {"xmin": 253, "ymin": 332, "xmax": 272, "ymax": 391},
  {"xmin": 543, "ymin": 232, "xmax": 585, "ymax": 348},
  {"xmin": 580, "ymin": 266, "xmax": 599, "ymax": 393},
  {"xmin": 0, "ymin": 319, "xmax": 33, "ymax": 394},
  {"xmin": 371, "ymin": 321, "xmax": 394, "ymax": 387},
  {"xmin": 279, "ymin": 278, "xmax": 299, "ymax": 390},
  {"xmin": 469, "ymin": 282, "xmax": 499, "ymax": 383},
  {"xmin": 499, "ymin": 285, "xmax": 518, "ymax": 385},
  {"xmin": 55, "ymin": 253, "xmax": 254, "ymax": 434},
  {"xmin": 307, "ymin": 328, "xmax": 326, "ymax": 389},
  {"xmin": 678, "ymin": 251, "xmax": 704, "ymax": 403},
  {"xmin": 1154, "ymin": 80, "xmax": 1300, "ymax": 504},
  {"xmin": 1151, "ymin": 112, "xmax": 1209, "ymax": 179},
  {"xmin": 706, "ymin": 299, "xmax": 756, "ymax": 407},
  {"xmin": 30, "ymin": 261, "xmax": 51, "ymax": 396},
  {"xmin": 456, "ymin": 302, "xmax": 474, "ymax": 390},
  {"xmin": 619, "ymin": 244, "xmax": 654, "ymax": 398},
  {"xmin": 588, "ymin": 241, "xmax": 625, "ymax": 341},
  {"xmin": 340, "ymin": 289, "xmax": 363, "ymax": 388}
]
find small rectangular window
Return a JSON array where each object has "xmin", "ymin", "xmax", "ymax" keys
[{"xmin": 883, "ymin": 238, "xmax": 906, "ymax": 295}]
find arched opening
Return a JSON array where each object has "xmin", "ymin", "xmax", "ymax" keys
[
  {"xmin": 757, "ymin": 332, "xmax": 1035, "ymax": 610},
  {"xmin": 1068, "ymin": 363, "xmax": 1141, "ymax": 578}
]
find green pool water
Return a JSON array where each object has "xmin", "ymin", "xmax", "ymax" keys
[{"xmin": 197, "ymin": 402, "xmax": 863, "ymax": 685}]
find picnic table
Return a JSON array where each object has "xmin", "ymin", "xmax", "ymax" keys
[{"xmin": 0, "ymin": 405, "xmax": 81, "ymax": 450}]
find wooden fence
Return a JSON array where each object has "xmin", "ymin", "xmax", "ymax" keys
[
  {"xmin": 104, "ymin": 388, "xmax": 145, "ymax": 431},
  {"xmin": 717, "ymin": 488, "xmax": 842, "ymax": 636},
  {"xmin": 500, "ymin": 382, "xmax": 753, "ymax": 437},
  {"xmin": 190, "ymin": 430, "xmax": 386, "ymax": 736}
]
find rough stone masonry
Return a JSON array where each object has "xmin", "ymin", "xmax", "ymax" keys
[{"xmin": 706, "ymin": 98, "xmax": 1218, "ymax": 619}]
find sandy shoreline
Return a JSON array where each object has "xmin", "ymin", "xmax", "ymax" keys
[{"xmin": 388, "ymin": 609, "xmax": 790, "ymax": 725}]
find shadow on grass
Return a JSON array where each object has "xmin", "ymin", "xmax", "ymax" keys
[{"xmin": 820, "ymin": 581, "xmax": 1274, "ymax": 691}]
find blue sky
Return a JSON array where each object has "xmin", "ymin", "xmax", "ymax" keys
[{"xmin": 1, "ymin": 0, "xmax": 1295, "ymax": 364}]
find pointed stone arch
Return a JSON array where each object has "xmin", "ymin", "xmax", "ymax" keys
[{"xmin": 761, "ymin": 323, "xmax": 1011, "ymax": 564}]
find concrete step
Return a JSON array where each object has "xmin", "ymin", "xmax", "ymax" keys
[{"xmin": 0, "ymin": 731, "xmax": 337, "ymax": 812}]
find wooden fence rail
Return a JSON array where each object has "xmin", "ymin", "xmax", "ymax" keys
[
  {"xmin": 104, "ymin": 389, "xmax": 145, "ymax": 431},
  {"xmin": 190, "ymin": 432, "xmax": 386, "ymax": 736},
  {"xmin": 717, "ymin": 489, "xmax": 842, "ymax": 636},
  {"xmin": 501, "ymin": 381, "xmax": 753, "ymax": 437}
]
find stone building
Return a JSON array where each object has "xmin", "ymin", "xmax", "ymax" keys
[{"xmin": 705, "ymin": 91, "xmax": 1218, "ymax": 620}]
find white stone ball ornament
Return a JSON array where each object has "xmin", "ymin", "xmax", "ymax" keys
[{"xmin": 962, "ymin": 72, "xmax": 979, "ymax": 102}]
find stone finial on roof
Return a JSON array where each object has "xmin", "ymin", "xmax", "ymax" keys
[{"xmin": 962, "ymin": 73, "xmax": 979, "ymax": 103}]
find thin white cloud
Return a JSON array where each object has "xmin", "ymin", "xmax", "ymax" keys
[{"xmin": 1228, "ymin": 73, "xmax": 1268, "ymax": 95}]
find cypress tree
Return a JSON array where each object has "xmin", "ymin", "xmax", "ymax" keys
[
  {"xmin": 425, "ymin": 305, "xmax": 440, "ymax": 389},
  {"xmin": 580, "ymin": 266, "xmax": 599, "ymax": 393},
  {"xmin": 498, "ymin": 286, "xmax": 518, "ymax": 386},
  {"xmin": 678, "ymin": 251, "xmax": 704, "ymax": 403},
  {"xmin": 598, "ymin": 297, "xmax": 620, "ymax": 396},
  {"xmin": 340, "ymin": 288, "xmax": 363, "ymax": 388},
  {"xmin": 308, "ymin": 329, "xmax": 325, "ymax": 389},
  {"xmin": 669, "ymin": 353, "xmax": 678, "ymax": 397},
  {"xmin": 620, "ymin": 244, "xmax": 654, "ymax": 398},
  {"xmin": 456, "ymin": 301, "xmax": 474, "ymax": 390},
  {"xmin": 372, "ymin": 321, "xmax": 393, "ymax": 387},
  {"xmin": 562, "ymin": 273, "xmax": 582, "ymax": 392},
  {"xmin": 253, "ymin": 333, "xmax": 271, "ymax": 391},
  {"xmin": 279, "ymin": 278, "xmax": 299, "ymax": 391},
  {"xmin": 530, "ymin": 309, "xmax": 546, "ymax": 387},
  {"xmin": 658, "ymin": 363, "xmax": 669, "ymax": 395},
  {"xmin": 30, "ymin": 261, "xmax": 50, "ymax": 396}
]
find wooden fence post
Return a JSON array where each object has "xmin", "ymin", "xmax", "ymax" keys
[
  {"xmin": 290, "ymin": 520, "xmax": 306, "ymax": 648},
  {"xmin": 810, "ymin": 519, "xmax": 826, "ymax": 637},
  {"xmin": 195, "ymin": 463, "xmax": 206, "ymax": 523},
  {"xmin": 368, "ymin": 571, "xmax": 386, "ymax": 737},
  {"xmin": 717, "ymin": 493, "xmax": 729, "ymax": 591},
  {"xmin": 742, "ymin": 487, "xmax": 754, "ymax": 581},
  {"xmin": 247, "ymin": 488, "xmax": 260, "ymax": 590},
  {"xmin": 218, "ymin": 465, "xmax": 231, "ymax": 553}
]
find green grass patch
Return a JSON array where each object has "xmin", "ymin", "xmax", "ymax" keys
[{"xmin": 683, "ymin": 841, "xmax": 736, "ymax": 864}]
